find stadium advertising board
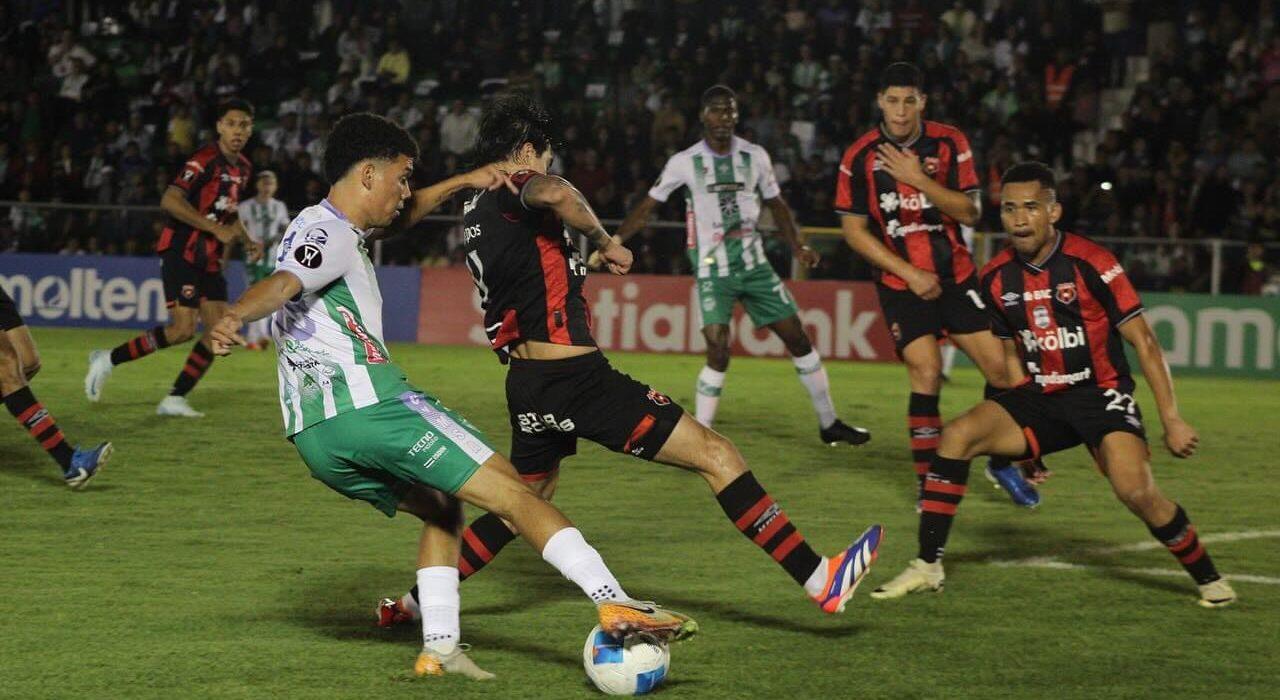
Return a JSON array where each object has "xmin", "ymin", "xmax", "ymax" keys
[
  {"xmin": 0, "ymin": 253, "xmax": 422, "ymax": 342},
  {"xmin": 418, "ymin": 267, "xmax": 898, "ymax": 361},
  {"xmin": 1140, "ymin": 293, "xmax": 1280, "ymax": 377}
]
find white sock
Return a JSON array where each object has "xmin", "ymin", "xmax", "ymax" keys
[
  {"xmin": 802, "ymin": 556, "xmax": 830, "ymax": 598},
  {"xmin": 541, "ymin": 527, "xmax": 628, "ymax": 603},
  {"xmin": 792, "ymin": 350, "xmax": 837, "ymax": 429},
  {"xmin": 417, "ymin": 566, "xmax": 460, "ymax": 653},
  {"xmin": 695, "ymin": 366, "xmax": 726, "ymax": 427},
  {"xmin": 940, "ymin": 343, "xmax": 957, "ymax": 377}
]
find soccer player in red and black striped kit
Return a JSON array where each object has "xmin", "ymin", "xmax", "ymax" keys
[
  {"xmin": 84, "ymin": 99, "xmax": 261, "ymax": 417},
  {"xmin": 377, "ymin": 93, "xmax": 883, "ymax": 627},
  {"xmin": 836, "ymin": 62, "xmax": 1045, "ymax": 507},
  {"xmin": 871, "ymin": 162, "xmax": 1236, "ymax": 608}
]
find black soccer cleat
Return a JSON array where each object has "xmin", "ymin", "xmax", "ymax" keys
[{"xmin": 820, "ymin": 419, "xmax": 871, "ymax": 447}]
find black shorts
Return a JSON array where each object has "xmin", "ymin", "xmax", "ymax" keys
[
  {"xmin": 162, "ymin": 253, "xmax": 228, "ymax": 309},
  {"xmin": 990, "ymin": 383, "xmax": 1148, "ymax": 460},
  {"xmin": 0, "ymin": 285, "xmax": 24, "ymax": 331},
  {"xmin": 505, "ymin": 351, "xmax": 685, "ymax": 479},
  {"xmin": 877, "ymin": 276, "xmax": 991, "ymax": 355}
]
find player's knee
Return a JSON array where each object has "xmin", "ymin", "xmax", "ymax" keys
[
  {"xmin": 1115, "ymin": 482, "xmax": 1162, "ymax": 517},
  {"xmin": 0, "ymin": 351, "xmax": 23, "ymax": 388},
  {"xmin": 698, "ymin": 432, "xmax": 747, "ymax": 480},
  {"xmin": 938, "ymin": 418, "xmax": 984, "ymax": 461},
  {"xmin": 906, "ymin": 361, "xmax": 942, "ymax": 394}
]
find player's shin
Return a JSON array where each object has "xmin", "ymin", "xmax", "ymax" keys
[
  {"xmin": 792, "ymin": 349, "xmax": 837, "ymax": 429},
  {"xmin": 918, "ymin": 456, "xmax": 971, "ymax": 563},
  {"xmin": 541, "ymin": 526, "xmax": 628, "ymax": 603},
  {"xmin": 403, "ymin": 511, "xmax": 520, "ymax": 611},
  {"xmin": 714, "ymin": 470, "xmax": 826, "ymax": 592},
  {"xmin": 909, "ymin": 393, "xmax": 943, "ymax": 496},
  {"xmin": 1147, "ymin": 504, "xmax": 1223, "ymax": 586},
  {"xmin": 108, "ymin": 325, "xmax": 171, "ymax": 365},
  {"xmin": 417, "ymin": 566, "xmax": 461, "ymax": 652},
  {"xmin": 170, "ymin": 341, "xmax": 215, "ymax": 396},
  {"xmin": 694, "ymin": 366, "xmax": 725, "ymax": 427},
  {"xmin": 4, "ymin": 386, "xmax": 74, "ymax": 470}
]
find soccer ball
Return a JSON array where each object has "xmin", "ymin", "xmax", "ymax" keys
[{"xmin": 582, "ymin": 625, "xmax": 670, "ymax": 695}]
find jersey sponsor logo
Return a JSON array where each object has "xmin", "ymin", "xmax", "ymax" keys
[
  {"xmin": 294, "ymin": 243, "xmax": 324, "ymax": 268},
  {"xmin": 463, "ymin": 224, "xmax": 481, "ymax": 243},
  {"xmin": 878, "ymin": 191, "xmax": 933, "ymax": 214},
  {"xmin": 1055, "ymin": 281, "xmax": 1077, "ymax": 304},
  {"xmin": 421, "ymin": 445, "xmax": 449, "ymax": 469},
  {"xmin": 1001, "ymin": 291, "xmax": 1021, "ymax": 307},
  {"xmin": 304, "ymin": 228, "xmax": 328, "ymax": 245},
  {"xmin": 1100, "ymin": 263, "xmax": 1125, "ymax": 284},
  {"xmin": 407, "ymin": 430, "xmax": 439, "ymax": 457},
  {"xmin": 707, "ymin": 182, "xmax": 744, "ymax": 193},
  {"xmin": 1032, "ymin": 366, "xmax": 1093, "ymax": 386},
  {"xmin": 516, "ymin": 412, "xmax": 576, "ymax": 434},
  {"xmin": 1022, "ymin": 288, "xmax": 1054, "ymax": 302},
  {"xmin": 335, "ymin": 306, "xmax": 387, "ymax": 363},
  {"xmin": 1032, "ymin": 305, "xmax": 1051, "ymax": 329},
  {"xmin": 646, "ymin": 388, "xmax": 672, "ymax": 406},
  {"xmin": 885, "ymin": 220, "xmax": 945, "ymax": 239},
  {"xmin": 1019, "ymin": 325, "xmax": 1085, "ymax": 353}
]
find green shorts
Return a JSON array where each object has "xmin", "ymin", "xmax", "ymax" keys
[
  {"xmin": 291, "ymin": 390, "xmax": 495, "ymax": 517},
  {"xmin": 696, "ymin": 265, "xmax": 799, "ymax": 328}
]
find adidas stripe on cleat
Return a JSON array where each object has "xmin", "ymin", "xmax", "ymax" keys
[
  {"xmin": 812, "ymin": 524, "xmax": 883, "ymax": 613},
  {"xmin": 597, "ymin": 600, "xmax": 698, "ymax": 642}
]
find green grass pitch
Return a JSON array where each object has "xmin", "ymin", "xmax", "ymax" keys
[{"xmin": 2, "ymin": 328, "xmax": 1277, "ymax": 698}]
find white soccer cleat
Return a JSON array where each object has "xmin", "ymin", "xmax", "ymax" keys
[
  {"xmin": 414, "ymin": 643, "xmax": 495, "ymax": 680},
  {"xmin": 869, "ymin": 558, "xmax": 945, "ymax": 600},
  {"xmin": 1197, "ymin": 579, "xmax": 1237, "ymax": 609},
  {"xmin": 156, "ymin": 395, "xmax": 205, "ymax": 418},
  {"xmin": 84, "ymin": 350, "xmax": 113, "ymax": 402}
]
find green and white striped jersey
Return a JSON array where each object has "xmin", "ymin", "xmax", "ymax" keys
[
  {"xmin": 648, "ymin": 136, "xmax": 782, "ymax": 279},
  {"xmin": 271, "ymin": 199, "xmax": 410, "ymax": 436}
]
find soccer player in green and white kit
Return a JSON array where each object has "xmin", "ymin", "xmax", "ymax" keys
[
  {"xmin": 208, "ymin": 113, "xmax": 695, "ymax": 679},
  {"xmin": 611, "ymin": 85, "xmax": 870, "ymax": 446},
  {"xmin": 237, "ymin": 170, "xmax": 289, "ymax": 349}
]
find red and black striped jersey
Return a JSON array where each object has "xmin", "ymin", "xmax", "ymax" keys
[
  {"xmin": 155, "ymin": 143, "xmax": 251, "ymax": 273},
  {"xmin": 979, "ymin": 231, "xmax": 1144, "ymax": 394},
  {"xmin": 834, "ymin": 121, "xmax": 979, "ymax": 290},
  {"xmin": 461, "ymin": 170, "xmax": 595, "ymax": 362}
]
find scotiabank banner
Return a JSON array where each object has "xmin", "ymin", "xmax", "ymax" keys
[
  {"xmin": 0, "ymin": 253, "xmax": 421, "ymax": 341},
  {"xmin": 418, "ymin": 267, "xmax": 897, "ymax": 361}
]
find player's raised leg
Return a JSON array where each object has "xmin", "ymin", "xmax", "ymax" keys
[
  {"xmin": 2, "ymin": 326, "xmax": 110, "ymax": 489},
  {"xmin": 1096, "ymin": 432, "xmax": 1235, "ymax": 608},
  {"xmin": 767, "ymin": 314, "xmax": 869, "ymax": 446},
  {"xmin": 872, "ymin": 399, "xmax": 1026, "ymax": 599},
  {"xmin": 655, "ymin": 412, "xmax": 882, "ymax": 613}
]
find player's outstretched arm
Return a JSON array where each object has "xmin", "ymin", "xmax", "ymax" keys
[
  {"xmin": 523, "ymin": 174, "xmax": 632, "ymax": 275},
  {"xmin": 209, "ymin": 270, "xmax": 303, "ymax": 355},
  {"xmin": 397, "ymin": 166, "xmax": 517, "ymax": 228},
  {"xmin": 613, "ymin": 195, "xmax": 660, "ymax": 244},
  {"xmin": 763, "ymin": 196, "xmax": 819, "ymax": 268},
  {"xmin": 840, "ymin": 213, "xmax": 940, "ymax": 299},
  {"xmin": 1119, "ymin": 314, "xmax": 1198, "ymax": 458},
  {"xmin": 874, "ymin": 144, "xmax": 981, "ymax": 225}
]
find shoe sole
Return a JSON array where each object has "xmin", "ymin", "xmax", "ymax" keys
[
  {"xmin": 822, "ymin": 432, "xmax": 872, "ymax": 448},
  {"xmin": 869, "ymin": 580, "xmax": 944, "ymax": 600},
  {"xmin": 1197, "ymin": 597, "xmax": 1237, "ymax": 609},
  {"xmin": 156, "ymin": 406, "xmax": 205, "ymax": 418},
  {"xmin": 68, "ymin": 442, "xmax": 111, "ymax": 491}
]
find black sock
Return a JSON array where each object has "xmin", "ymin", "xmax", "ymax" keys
[
  {"xmin": 170, "ymin": 341, "xmax": 214, "ymax": 396},
  {"xmin": 715, "ymin": 471, "xmax": 823, "ymax": 586},
  {"xmin": 109, "ymin": 325, "xmax": 171, "ymax": 365},
  {"xmin": 457, "ymin": 511, "xmax": 518, "ymax": 580},
  {"xmin": 4, "ymin": 386, "xmax": 74, "ymax": 470},
  {"xmin": 1148, "ymin": 504, "xmax": 1221, "ymax": 585},
  {"xmin": 909, "ymin": 393, "xmax": 942, "ymax": 494},
  {"xmin": 918, "ymin": 456, "xmax": 971, "ymax": 563},
  {"xmin": 982, "ymin": 384, "xmax": 1015, "ymax": 470}
]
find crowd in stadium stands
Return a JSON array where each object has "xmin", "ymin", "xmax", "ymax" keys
[{"xmin": 0, "ymin": 0, "xmax": 1276, "ymax": 293}]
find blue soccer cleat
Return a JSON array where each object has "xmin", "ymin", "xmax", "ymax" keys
[
  {"xmin": 985, "ymin": 461, "xmax": 1040, "ymax": 508},
  {"xmin": 65, "ymin": 442, "xmax": 112, "ymax": 490},
  {"xmin": 812, "ymin": 524, "xmax": 883, "ymax": 613}
]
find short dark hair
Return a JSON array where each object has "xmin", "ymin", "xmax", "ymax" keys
[
  {"xmin": 322, "ymin": 112, "xmax": 419, "ymax": 185},
  {"xmin": 472, "ymin": 91, "xmax": 562, "ymax": 165},
  {"xmin": 1001, "ymin": 161, "xmax": 1057, "ymax": 191},
  {"xmin": 879, "ymin": 62, "xmax": 923, "ymax": 92},
  {"xmin": 701, "ymin": 84, "xmax": 737, "ymax": 107},
  {"xmin": 216, "ymin": 98, "xmax": 254, "ymax": 120}
]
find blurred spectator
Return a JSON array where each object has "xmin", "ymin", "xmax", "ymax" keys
[{"xmin": 439, "ymin": 100, "xmax": 478, "ymax": 156}]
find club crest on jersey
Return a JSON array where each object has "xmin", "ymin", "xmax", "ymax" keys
[
  {"xmin": 890, "ymin": 321, "xmax": 902, "ymax": 341},
  {"xmin": 923, "ymin": 156, "xmax": 940, "ymax": 174},
  {"xmin": 181, "ymin": 284, "xmax": 196, "ymax": 299},
  {"xmin": 1055, "ymin": 282, "xmax": 1077, "ymax": 305},
  {"xmin": 1032, "ymin": 305, "xmax": 1051, "ymax": 329},
  {"xmin": 336, "ymin": 306, "xmax": 387, "ymax": 363},
  {"xmin": 646, "ymin": 389, "xmax": 672, "ymax": 406},
  {"xmin": 294, "ymin": 243, "xmax": 324, "ymax": 268}
]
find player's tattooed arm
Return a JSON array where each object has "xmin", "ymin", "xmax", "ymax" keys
[
  {"xmin": 1119, "ymin": 314, "xmax": 1199, "ymax": 458},
  {"xmin": 524, "ymin": 174, "xmax": 632, "ymax": 274},
  {"xmin": 392, "ymin": 165, "xmax": 517, "ymax": 230}
]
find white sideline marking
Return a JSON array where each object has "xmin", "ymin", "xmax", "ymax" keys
[{"xmin": 989, "ymin": 530, "xmax": 1280, "ymax": 586}]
